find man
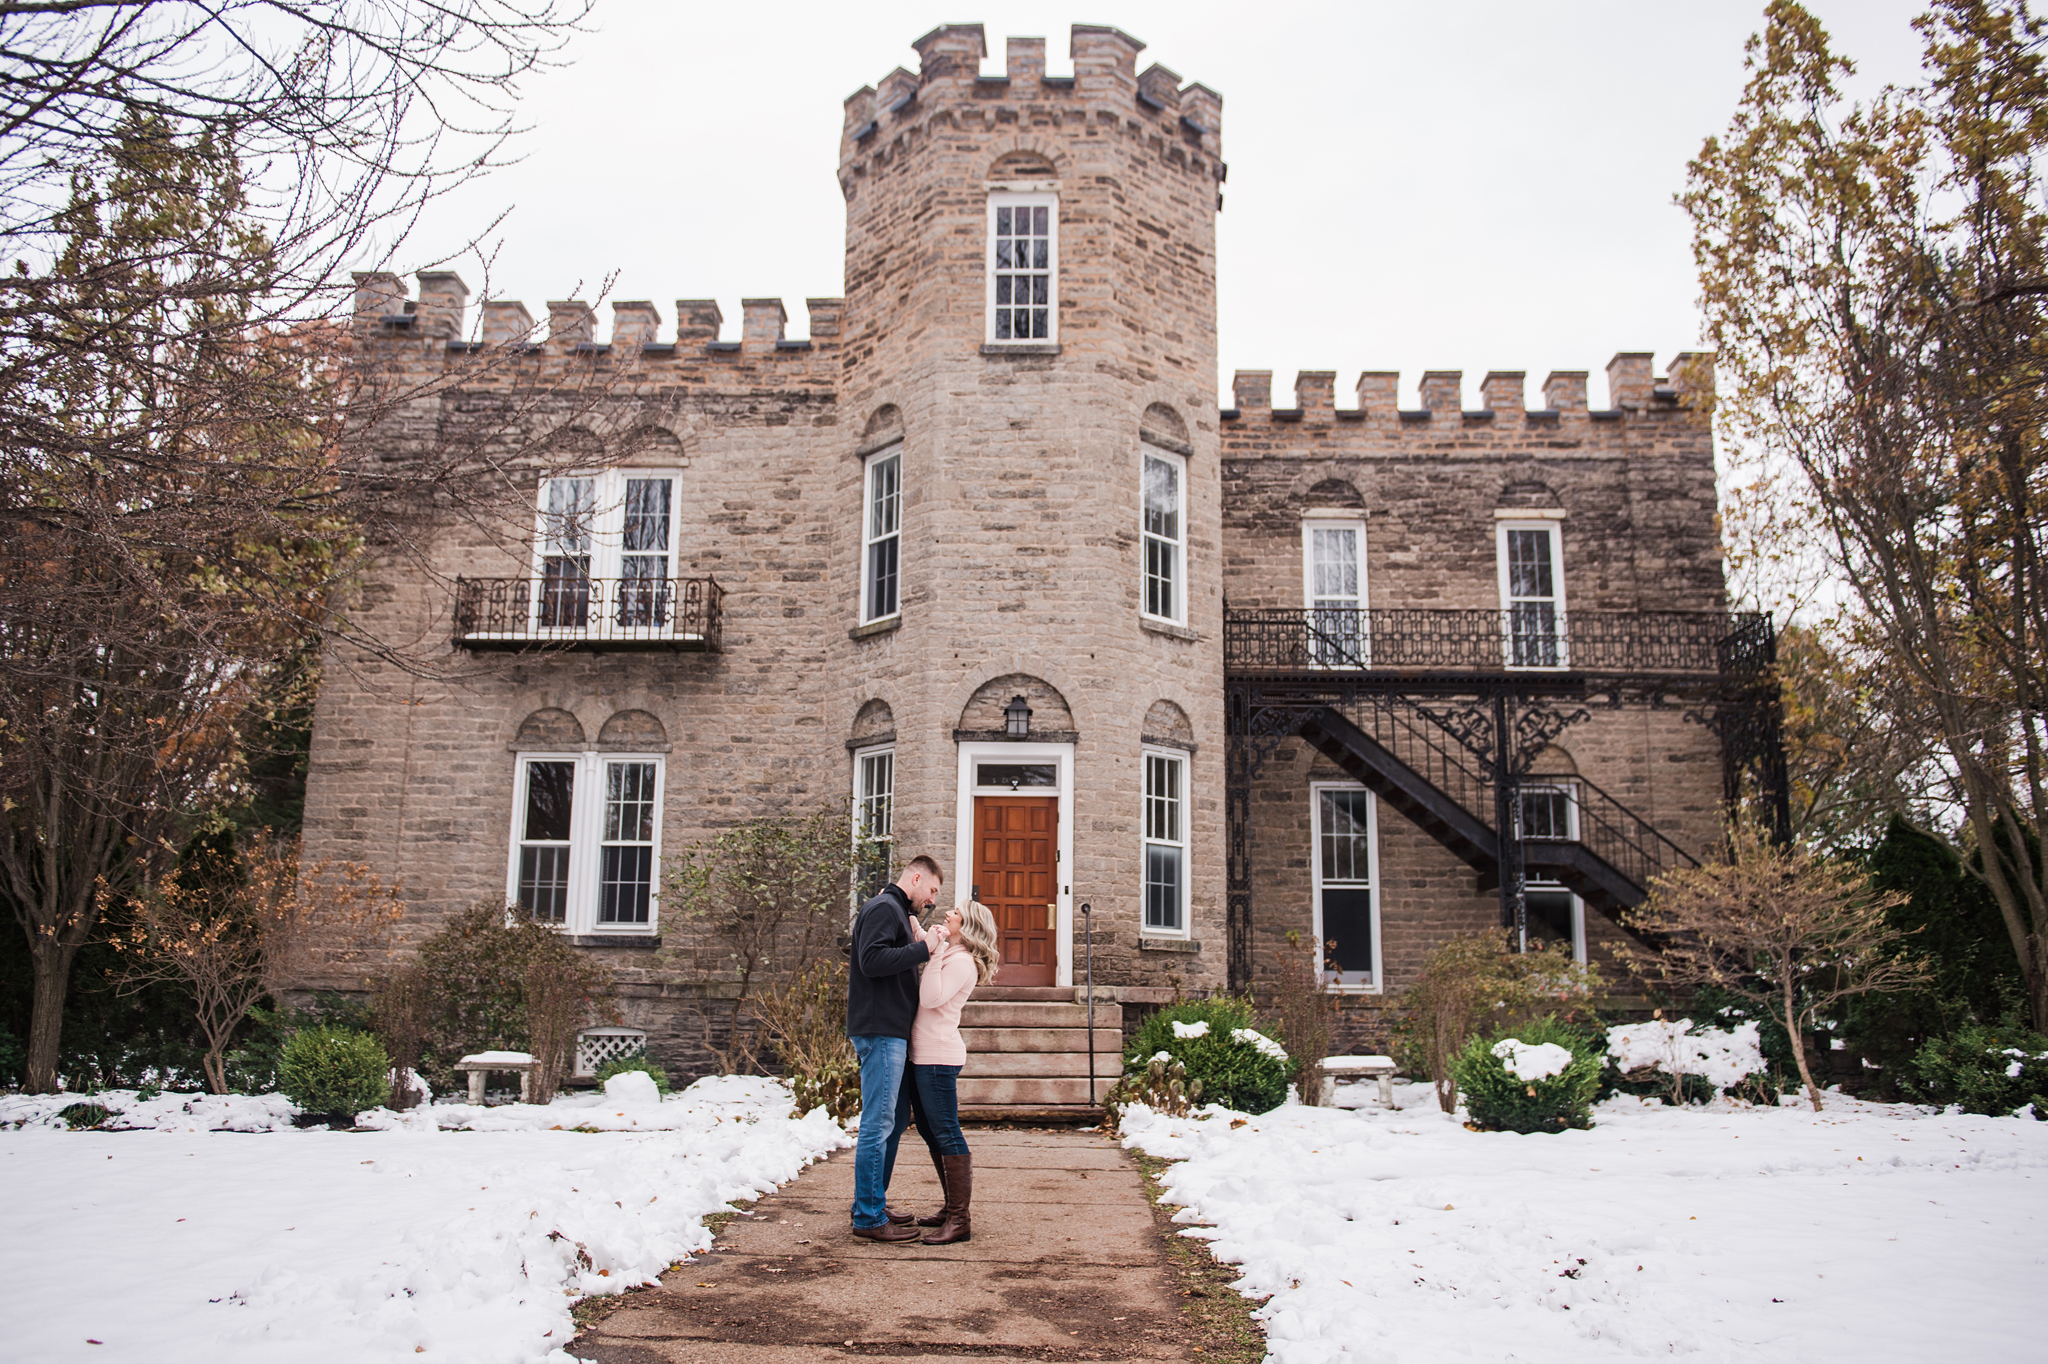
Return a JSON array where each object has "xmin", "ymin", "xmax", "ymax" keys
[{"xmin": 846, "ymin": 853, "xmax": 945, "ymax": 1241}]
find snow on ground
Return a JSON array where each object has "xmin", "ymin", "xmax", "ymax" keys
[
  {"xmin": 1121, "ymin": 1081, "xmax": 2048, "ymax": 1363},
  {"xmin": 0, "ymin": 1076, "xmax": 849, "ymax": 1363}
]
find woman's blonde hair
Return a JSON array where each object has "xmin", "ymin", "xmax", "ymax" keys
[{"xmin": 956, "ymin": 899, "xmax": 1001, "ymax": 986}]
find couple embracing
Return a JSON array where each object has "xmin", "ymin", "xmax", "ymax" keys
[{"xmin": 845, "ymin": 854, "xmax": 1000, "ymax": 1244}]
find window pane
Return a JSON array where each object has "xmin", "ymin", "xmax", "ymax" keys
[
  {"xmin": 1507, "ymin": 529, "xmax": 1555, "ymax": 600},
  {"xmin": 543, "ymin": 478, "xmax": 594, "ymax": 555},
  {"xmin": 869, "ymin": 454, "xmax": 900, "ymax": 538},
  {"xmin": 1143, "ymin": 455, "xmax": 1180, "ymax": 540},
  {"xmin": 1311, "ymin": 527, "xmax": 1359, "ymax": 601},
  {"xmin": 1319, "ymin": 790, "xmax": 1372, "ymax": 882},
  {"xmin": 1526, "ymin": 888, "xmax": 1575, "ymax": 950},
  {"xmin": 868, "ymin": 536, "xmax": 899, "ymax": 619},
  {"xmin": 605, "ymin": 762, "xmax": 657, "ymax": 842},
  {"xmin": 1320, "ymin": 887, "xmax": 1374, "ymax": 974},
  {"xmin": 975, "ymin": 763, "xmax": 1057, "ymax": 788},
  {"xmin": 1145, "ymin": 754, "xmax": 1181, "ymax": 841},
  {"xmin": 859, "ymin": 752, "xmax": 894, "ymax": 839},
  {"xmin": 996, "ymin": 205, "xmax": 1011, "ymax": 234},
  {"xmin": 1032, "ymin": 205, "xmax": 1047, "ymax": 235},
  {"xmin": 1144, "ymin": 844, "xmax": 1182, "ymax": 931},
  {"xmin": 599, "ymin": 845, "xmax": 653, "ymax": 924},
  {"xmin": 524, "ymin": 761, "xmax": 575, "ymax": 841},
  {"xmin": 622, "ymin": 479, "xmax": 671, "ymax": 553},
  {"xmin": 995, "ymin": 308, "xmax": 1012, "ymax": 340},
  {"xmin": 1520, "ymin": 788, "xmax": 1571, "ymax": 840},
  {"xmin": 519, "ymin": 846, "xmax": 570, "ymax": 922}
]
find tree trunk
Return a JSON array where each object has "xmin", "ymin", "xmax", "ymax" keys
[
  {"xmin": 1780, "ymin": 980, "xmax": 1823, "ymax": 1112},
  {"xmin": 25, "ymin": 933, "xmax": 81, "ymax": 1094},
  {"xmin": 202, "ymin": 1043, "xmax": 228, "ymax": 1096}
]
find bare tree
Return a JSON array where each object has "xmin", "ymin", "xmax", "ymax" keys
[
  {"xmin": 1684, "ymin": 0, "xmax": 2048, "ymax": 1024},
  {"xmin": 0, "ymin": 4, "xmax": 598, "ymax": 1092},
  {"xmin": 665, "ymin": 806, "xmax": 862, "ymax": 1075},
  {"xmin": 109, "ymin": 832, "xmax": 401, "ymax": 1093},
  {"xmin": 1627, "ymin": 811, "xmax": 1930, "ymax": 1110}
]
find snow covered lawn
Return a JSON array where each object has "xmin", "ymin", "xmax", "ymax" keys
[
  {"xmin": 0, "ymin": 1076, "xmax": 848, "ymax": 1363},
  {"xmin": 1121, "ymin": 1083, "xmax": 2048, "ymax": 1363}
]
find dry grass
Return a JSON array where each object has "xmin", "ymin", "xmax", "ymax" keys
[{"xmin": 1132, "ymin": 1151, "xmax": 1268, "ymax": 1363}]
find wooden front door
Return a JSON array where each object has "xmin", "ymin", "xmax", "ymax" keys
[{"xmin": 974, "ymin": 796, "xmax": 1059, "ymax": 987}]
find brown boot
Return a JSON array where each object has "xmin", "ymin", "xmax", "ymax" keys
[
  {"xmin": 851, "ymin": 1220, "xmax": 921, "ymax": 1243},
  {"xmin": 916, "ymin": 1147, "xmax": 949, "ymax": 1228},
  {"xmin": 921, "ymin": 1153, "xmax": 972, "ymax": 1245},
  {"xmin": 885, "ymin": 1206, "xmax": 916, "ymax": 1226}
]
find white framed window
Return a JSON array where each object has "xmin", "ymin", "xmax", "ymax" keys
[
  {"xmin": 853, "ymin": 745, "xmax": 895, "ymax": 901},
  {"xmin": 860, "ymin": 448, "xmax": 901, "ymax": 624},
  {"xmin": 1524, "ymin": 884, "xmax": 1586, "ymax": 963},
  {"xmin": 509, "ymin": 752, "xmax": 665, "ymax": 932},
  {"xmin": 985, "ymin": 192, "xmax": 1057, "ymax": 343},
  {"xmin": 1141, "ymin": 448, "xmax": 1186, "ymax": 625},
  {"xmin": 1496, "ymin": 520, "xmax": 1567, "ymax": 669},
  {"xmin": 1141, "ymin": 749, "xmax": 1188, "ymax": 936},
  {"xmin": 534, "ymin": 469, "xmax": 683, "ymax": 629},
  {"xmin": 1301, "ymin": 516, "xmax": 1367, "ymax": 667},
  {"xmin": 1311, "ymin": 783, "xmax": 1382, "ymax": 991},
  {"xmin": 1518, "ymin": 781, "xmax": 1579, "ymax": 843}
]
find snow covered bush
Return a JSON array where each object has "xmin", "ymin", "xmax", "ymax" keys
[
  {"xmin": 1124, "ymin": 999, "xmax": 1288, "ymax": 1114},
  {"xmin": 1901, "ymin": 1023, "xmax": 2048, "ymax": 1118},
  {"xmin": 1604, "ymin": 1018, "xmax": 1768, "ymax": 1105},
  {"xmin": 278, "ymin": 1026, "xmax": 390, "ymax": 1118},
  {"xmin": 1452, "ymin": 1017, "xmax": 1603, "ymax": 1133},
  {"xmin": 1105, "ymin": 1051, "xmax": 1200, "ymax": 1126},
  {"xmin": 594, "ymin": 1048, "xmax": 671, "ymax": 1094}
]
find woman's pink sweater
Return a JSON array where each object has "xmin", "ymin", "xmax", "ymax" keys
[{"xmin": 911, "ymin": 939, "xmax": 977, "ymax": 1067}]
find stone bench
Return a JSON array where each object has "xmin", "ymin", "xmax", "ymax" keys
[
  {"xmin": 454, "ymin": 1050, "xmax": 537, "ymax": 1104},
  {"xmin": 1320, "ymin": 1054, "xmax": 1398, "ymax": 1107}
]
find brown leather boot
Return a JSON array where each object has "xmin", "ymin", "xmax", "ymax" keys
[
  {"xmin": 850, "ymin": 1220, "xmax": 921, "ymax": 1243},
  {"xmin": 921, "ymin": 1153, "xmax": 972, "ymax": 1245},
  {"xmin": 916, "ymin": 1147, "xmax": 949, "ymax": 1228},
  {"xmin": 885, "ymin": 1206, "xmax": 916, "ymax": 1226}
]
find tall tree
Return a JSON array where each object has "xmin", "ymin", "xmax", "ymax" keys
[{"xmin": 1684, "ymin": 0, "xmax": 2048, "ymax": 1025}]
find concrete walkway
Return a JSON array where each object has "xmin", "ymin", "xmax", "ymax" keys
[{"xmin": 571, "ymin": 1128, "xmax": 1196, "ymax": 1362}]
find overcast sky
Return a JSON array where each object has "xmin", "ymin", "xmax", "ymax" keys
[{"xmin": 399, "ymin": 0, "xmax": 1932, "ymax": 409}]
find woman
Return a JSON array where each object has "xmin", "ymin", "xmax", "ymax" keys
[{"xmin": 908, "ymin": 898, "xmax": 1000, "ymax": 1245}]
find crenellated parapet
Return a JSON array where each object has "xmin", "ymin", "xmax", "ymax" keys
[
  {"xmin": 1223, "ymin": 352, "xmax": 1713, "ymax": 436},
  {"xmin": 347, "ymin": 271, "xmax": 843, "ymax": 388},
  {"xmin": 837, "ymin": 23, "xmax": 1224, "ymax": 203}
]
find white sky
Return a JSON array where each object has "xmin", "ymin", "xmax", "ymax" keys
[{"xmin": 399, "ymin": 0, "xmax": 1931, "ymax": 409}]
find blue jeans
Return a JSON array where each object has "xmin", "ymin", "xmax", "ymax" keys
[
  {"xmin": 849, "ymin": 1034, "xmax": 915, "ymax": 1228},
  {"xmin": 911, "ymin": 1064, "xmax": 970, "ymax": 1158}
]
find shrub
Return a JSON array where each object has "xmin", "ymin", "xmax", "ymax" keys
[
  {"xmin": 279, "ymin": 1026, "xmax": 391, "ymax": 1117},
  {"xmin": 59, "ymin": 1101, "xmax": 110, "ymax": 1129},
  {"xmin": 1104, "ymin": 1053, "xmax": 1200, "ymax": 1129},
  {"xmin": 1265, "ymin": 931, "xmax": 1335, "ymax": 1105},
  {"xmin": 594, "ymin": 1049, "xmax": 671, "ymax": 1094},
  {"xmin": 1453, "ymin": 1016, "xmax": 1604, "ymax": 1134},
  {"xmin": 749, "ymin": 958, "xmax": 858, "ymax": 1120},
  {"xmin": 1391, "ymin": 930, "xmax": 1602, "ymax": 1114},
  {"xmin": 1125, "ymin": 998, "xmax": 1288, "ymax": 1115},
  {"xmin": 1899, "ymin": 1022, "xmax": 2048, "ymax": 1117}
]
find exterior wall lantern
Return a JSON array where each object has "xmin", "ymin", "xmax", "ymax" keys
[{"xmin": 1004, "ymin": 694, "xmax": 1032, "ymax": 738}]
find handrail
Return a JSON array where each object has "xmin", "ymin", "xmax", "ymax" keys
[
  {"xmin": 452, "ymin": 575, "xmax": 724, "ymax": 650},
  {"xmin": 1225, "ymin": 608, "xmax": 1771, "ymax": 678}
]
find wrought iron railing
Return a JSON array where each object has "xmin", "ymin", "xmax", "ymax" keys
[
  {"xmin": 1347, "ymin": 700, "xmax": 1697, "ymax": 893},
  {"xmin": 1226, "ymin": 608, "xmax": 1770, "ymax": 677},
  {"xmin": 452, "ymin": 575, "xmax": 724, "ymax": 650}
]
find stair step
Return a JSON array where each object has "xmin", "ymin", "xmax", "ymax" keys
[
  {"xmin": 962, "ymin": 1051, "xmax": 1121, "ymax": 1079},
  {"xmin": 960, "ymin": 1027, "xmax": 1124, "ymax": 1054},
  {"xmin": 958, "ymin": 1076, "xmax": 1107, "ymax": 1106},
  {"xmin": 972, "ymin": 986, "xmax": 1074, "ymax": 1002},
  {"xmin": 960, "ymin": 1001, "xmax": 1117, "ymax": 1028}
]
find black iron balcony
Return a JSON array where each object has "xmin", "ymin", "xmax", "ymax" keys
[
  {"xmin": 452, "ymin": 575, "xmax": 724, "ymax": 652},
  {"xmin": 1224, "ymin": 608, "xmax": 1770, "ymax": 679}
]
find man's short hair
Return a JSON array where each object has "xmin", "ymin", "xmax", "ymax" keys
[{"xmin": 905, "ymin": 854, "xmax": 943, "ymax": 884}]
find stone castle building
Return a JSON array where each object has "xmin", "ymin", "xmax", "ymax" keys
[{"xmin": 305, "ymin": 23, "xmax": 1777, "ymax": 1110}]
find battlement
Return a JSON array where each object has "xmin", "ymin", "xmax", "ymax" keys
[
  {"xmin": 839, "ymin": 23, "xmax": 1223, "ymax": 174},
  {"xmin": 1224, "ymin": 353, "xmax": 1713, "ymax": 425},
  {"xmin": 348, "ymin": 271, "xmax": 844, "ymax": 361}
]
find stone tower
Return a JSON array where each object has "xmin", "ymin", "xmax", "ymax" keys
[{"xmin": 829, "ymin": 25, "xmax": 1229, "ymax": 989}]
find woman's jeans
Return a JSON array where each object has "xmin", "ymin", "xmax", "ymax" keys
[
  {"xmin": 910, "ymin": 1063, "xmax": 970, "ymax": 1158},
  {"xmin": 849, "ymin": 1034, "xmax": 915, "ymax": 1228}
]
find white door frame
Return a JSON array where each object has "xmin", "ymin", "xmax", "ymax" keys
[{"xmin": 954, "ymin": 741, "xmax": 1076, "ymax": 988}]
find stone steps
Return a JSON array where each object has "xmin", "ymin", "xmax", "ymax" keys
[{"xmin": 954, "ymin": 993, "xmax": 1122, "ymax": 1119}]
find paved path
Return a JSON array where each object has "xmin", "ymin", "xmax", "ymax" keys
[{"xmin": 571, "ymin": 1128, "xmax": 1196, "ymax": 1362}]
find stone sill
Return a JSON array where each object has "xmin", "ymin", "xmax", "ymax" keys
[
  {"xmin": 981, "ymin": 343, "xmax": 1062, "ymax": 356},
  {"xmin": 849, "ymin": 616, "xmax": 901, "ymax": 641},
  {"xmin": 1138, "ymin": 936, "xmax": 1199, "ymax": 954},
  {"xmin": 1140, "ymin": 617, "xmax": 1199, "ymax": 643},
  {"xmin": 570, "ymin": 934, "xmax": 662, "ymax": 950}
]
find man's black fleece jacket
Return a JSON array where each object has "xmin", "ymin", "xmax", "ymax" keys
[{"xmin": 845, "ymin": 883, "xmax": 931, "ymax": 1039}]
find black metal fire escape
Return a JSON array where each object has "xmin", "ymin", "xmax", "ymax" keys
[{"xmin": 1222, "ymin": 607, "xmax": 1787, "ymax": 990}]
